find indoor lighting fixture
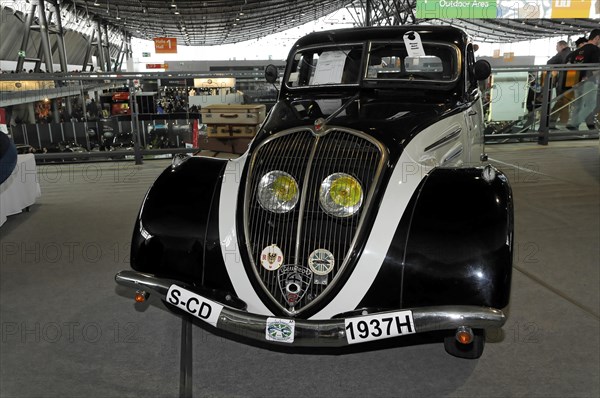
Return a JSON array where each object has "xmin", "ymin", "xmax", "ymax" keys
[
  {"xmin": 171, "ymin": 0, "xmax": 177, "ymax": 7},
  {"xmin": 116, "ymin": 5, "xmax": 121, "ymax": 19},
  {"xmin": 94, "ymin": 1, "xmax": 99, "ymax": 5}
]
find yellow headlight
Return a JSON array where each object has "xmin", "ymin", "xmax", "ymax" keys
[
  {"xmin": 329, "ymin": 176, "xmax": 362, "ymax": 208},
  {"xmin": 257, "ymin": 171, "xmax": 299, "ymax": 213},
  {"xmin": 319, "ymin": 173, "xmax": 363, "ymax": 217},
  {"xmin": 272, "ymin": 175, "xmax": 298, "ymax": 202}
]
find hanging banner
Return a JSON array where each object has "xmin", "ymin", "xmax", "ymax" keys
[
  {"xmin": 146, "ymin": 64, "xmax": 169, "ymax": 70},
  {"xmin": 415, "ymin": 0, "xmax": 599, "ymax": 18},
  {"xmin": 153, "ymin": 37, "xmax": 177, "ymax": 54},
  {"xmin": 416, "ymin": 0, "xmax": 497, "ymax": 18}
]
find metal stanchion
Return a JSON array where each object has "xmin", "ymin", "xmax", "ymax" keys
[
  {"xmin": 537, "ymin": 71, "xmax": 552, "ymax": 146},
  {"xmin": 128, "ymin": 80, "xmax": 143, "ymax": 165},
  {"xmin": 179, "ymin": 315, "xmax": 193, "ymax": 398}
]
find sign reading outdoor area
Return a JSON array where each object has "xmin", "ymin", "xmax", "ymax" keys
[
  {"xmin": 153, "ymin": 37, "xmax": 177, "ymax": 54},
  {"xmin": 142, "ymin": 52, "xmax": 151, "ymax": 57},
  {"xmin": 416, "ymin": 0, "xmax": 600, "ymax": 19},
  {"xmin": 146, "ymin": 63, "xmax": 169, "ymax": 70}
]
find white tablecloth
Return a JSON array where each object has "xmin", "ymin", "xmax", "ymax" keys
[{"xmin": 0, "ymin": 154, "xmax": 41, "ymax": 227}]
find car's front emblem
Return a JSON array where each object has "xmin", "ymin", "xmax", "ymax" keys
[
  {"xmin": 260, "ymin": 244, "xmax": 284, "ymax": 271},
  {"xmin": 278, "ymin": 264, "xmax": 312, "ymax": 306},
  {"xmin": 308, "ymin": 249, "xmax": 335, "ymax": 275}
]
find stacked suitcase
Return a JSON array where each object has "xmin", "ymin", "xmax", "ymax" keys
[{"xmin": 201, "ymin": 104, "xmax": 266, "ymax": 138}]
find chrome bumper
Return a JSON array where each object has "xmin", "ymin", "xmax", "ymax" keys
[{"xmin": 116, "ymin": 270, "xmax": 506, "ymax": 348}]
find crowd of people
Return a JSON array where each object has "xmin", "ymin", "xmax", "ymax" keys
[{"xmin": 547, "ymin": 29, "xmax": 600, "ymax": 130}]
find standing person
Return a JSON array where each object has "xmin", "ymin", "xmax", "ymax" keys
[
  {"xmin": 87, "ymin": 98, "xmax": 99, "ymax": 120},
  {"xmin": 547, "ymin": 40, "xmax": 571, "ymax": 128},
  {"xmin": 547, "ymin": 40, "xmax": 570, "ymax": 65},
  {"xmin": 565, "ymin": 29, "xmax": 600, "ymax": 130}
]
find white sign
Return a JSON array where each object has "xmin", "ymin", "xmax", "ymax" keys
[
  {"xmin": 403, "ymin": 31, "xmax": 426, "ymax": 58},
  {"xmin": 311, "ymin": 51, "xmax": 347, "ymax": 85}
]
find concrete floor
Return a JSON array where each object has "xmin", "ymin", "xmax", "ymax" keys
[{"xmin": 0, "ymin": 142, "xmax": 598, "ymax": 397}]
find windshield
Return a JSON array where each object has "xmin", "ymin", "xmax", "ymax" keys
[
  {"xmin": 285, "ymin": 41, "xmax": 460, "ymax": 89},
  {"xmin": 366, "ymin": 41, "xmax": 460, "ymax": 82},
  {"xmin": 286, "ymin": 44, "xmax": 364, "ymax": 88}
]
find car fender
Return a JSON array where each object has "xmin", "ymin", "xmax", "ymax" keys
[
  {"xmin": 361, "ymin": 166, "xmax": 513, "ymax": 310},
  {"xmin": 131, "ymin": 156, "xmax": 235, "ymax": 291}
]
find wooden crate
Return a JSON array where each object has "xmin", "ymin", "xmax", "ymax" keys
[
  {"xmin": 206, "ymin": 124, "xmax": 257, "ymax": 138},
  {"xmin": 201, "ymin": 104, "xmax": 266, "ymax": 125}
]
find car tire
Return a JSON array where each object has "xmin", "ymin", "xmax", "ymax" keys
[{"xmin": 443, "ymin": 328, "xmax": 485, "ymax": 359}]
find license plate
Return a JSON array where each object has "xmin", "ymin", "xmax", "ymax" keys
[
  {"xmin": 166, "ymin": 285, "xmax": 223, "ymax": 327},
  {"xmin": 344, "ymin": 310, "xmax": 415, "ymax": 344}
]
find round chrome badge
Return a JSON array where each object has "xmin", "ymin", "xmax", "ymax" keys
[
  {"xmin": 260, "ymin": 244, "xmax": 284, "ymax": 271},
  {"xmin": 308, "ymin": 249, "xmax": 335, "ymax": 276}
]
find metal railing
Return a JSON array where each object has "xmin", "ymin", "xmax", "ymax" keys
[
  {"xmin": 1, "ymin": 71, "xmax": 277, "ymax": 163},
  {"xmin": 1, "ymin": 66, "xmax": 598, "ymax": 164},
  {"xmin": 482, "ymin": 63, "xmax": 600, "ymax": 145}
]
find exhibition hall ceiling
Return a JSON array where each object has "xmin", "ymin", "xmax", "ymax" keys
[{"xmin": 3, "ymin": 0, "xmax": 599, "ymax": 45}]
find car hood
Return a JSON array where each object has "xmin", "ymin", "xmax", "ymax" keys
[{"xmin": 257, "ymin": 95, "xmax": 465, "ymax": 160}]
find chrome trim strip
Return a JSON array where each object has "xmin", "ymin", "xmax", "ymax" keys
[
  {"xmin": 424, "ymin": 127, "xmax": 462, "ymax": 152},
  {"xmin": 442, "ymin": 144, "xmax": 464, "ymax": 165},
  {"xmin": 294, "ymin": 138, "xmax": 320, "ymax": 278},
  {"xmin": 116, "ymin": 270, "xmax": 506, "ymax": 348}
]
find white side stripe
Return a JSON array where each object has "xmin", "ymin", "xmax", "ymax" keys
[{"xmin": 219, "ymin": 154, "xmax": 272, "ymax": 316}]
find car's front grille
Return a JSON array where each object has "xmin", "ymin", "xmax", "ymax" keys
[{"xmin": 243, "ymin": 127, "xmax": 385, "ymax": 315}]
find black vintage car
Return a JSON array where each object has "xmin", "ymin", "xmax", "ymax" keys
[{"xmin": 116, "ymin": 26, "xmax": 512, "ymax": 359}]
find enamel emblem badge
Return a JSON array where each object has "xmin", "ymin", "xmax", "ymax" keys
[{"xmin": 260, "ymin": 244, "xmax": 284, "ymax": 271}]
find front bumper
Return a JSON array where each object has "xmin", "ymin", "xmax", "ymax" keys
[{"xmin": 115, "ymin": 270, "xmax": 506, "ymax": 348}]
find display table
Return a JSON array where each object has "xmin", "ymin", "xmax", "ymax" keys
[{"xmin": 0, "ymin": 154, "xmax": 41, "ymax": 227}]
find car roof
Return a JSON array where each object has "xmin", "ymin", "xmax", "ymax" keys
[{"xmin": 292, "ymin": 25, "xmax": 469, "ymax": 49}]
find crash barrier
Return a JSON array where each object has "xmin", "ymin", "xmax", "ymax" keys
[
  {"xmin": 9, "ymin": 118, "xmax": 194, "ymax": 153},
  {"xmin": 483, "ymin": 64, "xmax": 599, "ymax": 145}
]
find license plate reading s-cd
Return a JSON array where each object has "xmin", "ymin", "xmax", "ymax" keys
[
  {"xmin": 344, "ymin": 310, "xmax": 415, "ymax": 344},
  {"xmin": 166, "ymin": 285, "xmax": 223, "ymax": 327}
]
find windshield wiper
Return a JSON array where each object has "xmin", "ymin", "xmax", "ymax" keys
[{"xmin": 323, "ymin": 92, "xmax": 360, "ymax": 124}]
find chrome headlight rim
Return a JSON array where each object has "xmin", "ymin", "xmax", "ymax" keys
[
  {"xmin": 319, "ymin": 172, "xmax": 364, "ymax": 218},
  {"xmin": 256, "ymin": 170, "xmax": 300, "ymax": 214}
]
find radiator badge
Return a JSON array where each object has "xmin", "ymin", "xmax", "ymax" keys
[
  {"xmin": 278, "ymin": 265, "xmax": 312, "ymax": 305},
  {"xmin": 260, "ymin": 244, "xmax": 284, "ymax": 271},
  {"xmin": 308, "ymin": 249, "xmax": 335, "ymax": 275}
]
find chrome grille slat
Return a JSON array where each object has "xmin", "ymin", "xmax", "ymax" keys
[{"xmin": 244, "ymin": 127, "xmax": 386, "ymax": 315}]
